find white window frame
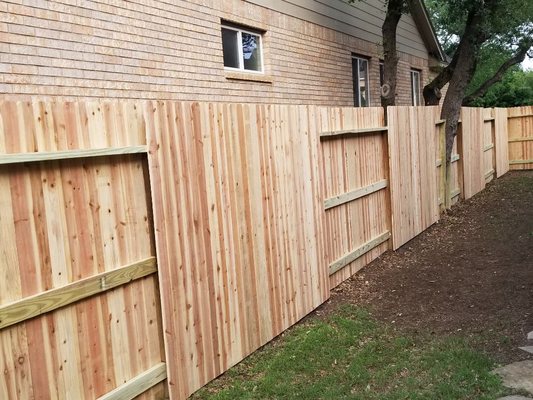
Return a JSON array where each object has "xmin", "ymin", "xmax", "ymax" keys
[
  {"xmin": 411, "ymin": 69, "xmax": 422, "ymax": 106},
  {"xmin": 222, "ymin": 24, "xmax": 264, "ymax": 74},
  {"xmin": 352, "ymin": 56, "xmax": 370, "ymax": 107}
]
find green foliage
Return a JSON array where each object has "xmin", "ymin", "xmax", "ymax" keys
[
  {"xmin": 465, "ymin": 43, "xmax": 533, "ymax": 107},
  {"xmin": 192, "ymin": 307, "xmax": 508, "ymax": 400},
  {"xmin": 468, "ymin": 68, "xmax": 533, "ymax": 107},
  {"xmin": 425, "ymin": 0, "xmax": 533, "ymax": 56}
]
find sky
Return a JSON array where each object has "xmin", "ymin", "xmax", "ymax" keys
[{"xmin": 522, "ymin": 56, "xmax": 533, "ymax": 71}]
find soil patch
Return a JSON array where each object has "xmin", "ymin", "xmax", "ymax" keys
[{"xmin": 318, "ymin": 171, "xmax": 533, "ymax": 364}]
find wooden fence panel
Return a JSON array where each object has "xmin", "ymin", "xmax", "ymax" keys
[
  {"xmin": 0, "ymin": 101, "xmax": 166, "ymax": 400},
  {"xmin": 460, "ymin": 107, "xmax": 486, "ymax": 199},
  {"xmin": 388, "ymin": 106, "xmax": 440, "ymax": 250},
  {"xmin": 483, "ymin": 108, "xmax": 496, "ymax": 184},
  {"xmin": 494, "ymin": 108, "xmax": 510, "ymax": 177},
  {"xmin": 145, "ymin": 101, "xmax": 329, "ymax": 399},
  {"xmin": 318, "ymin": 107, "xmax": 390, "ymax": 288},
  {"xmin": 449, "ymin": 138, "xmax": 462, "ymax": 204},
  {"xmin": 508, "ymin": 106, "xmax": 533, "ymax": 170}
]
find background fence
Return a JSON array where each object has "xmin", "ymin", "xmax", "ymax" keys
[
  {"xmin": 508, "ymin": 106, "xmax": 533, "ymax": 169},
  {"xmin": 0, "ymin": 101, "xmax": 529, "ymax": 400}
]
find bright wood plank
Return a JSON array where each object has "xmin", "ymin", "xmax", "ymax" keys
[
  {"xmin": 324, "ymin": 179, "xmax": 388, "ymax": 210},
  {"xmin": 328, "ymin": 232, "xmax": 390, "ymax": 276},
  {"xmin": 320, "ymin": 126, "xmax": 388, "ymax": 138},
  {"xmin": 0, "ymin": 256, "xmax": 156, "ymax": 329},
  {"xmin": 0, "ymin": 146, "xmax": 148, "ymax": 165},
  {"xmin": 509, "ymin": 137, "xmax": 533, "ymax": 142},
  {"xmin": 387, "ymin": 106, "xmax": 440, "ymax": 250},
  {"xmin": 510, "ymin": 159, "xmax": 533, "ymax": 165},
  {"xmin": 97, "ymin": 363, "xmax": 167, "ymax": 400}
]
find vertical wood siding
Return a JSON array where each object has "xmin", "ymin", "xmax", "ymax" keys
[
  {"xmin": 387, "ymin": 106, "xmax": 440, "ymax": 250},
  {"xmin": 144, "ymin": 101, "xmax": 329, "ymax": 399}
]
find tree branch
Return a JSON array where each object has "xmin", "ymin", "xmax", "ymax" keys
[
  {"xmin": 423, "ymin": 6, "xmax": 489, "ymax": 106},
  {"xmin": 463, "ymin": 38, "xmax": 533, "ymax": 105}
]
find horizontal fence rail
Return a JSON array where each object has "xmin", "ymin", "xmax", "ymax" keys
[
  {"xmin": 0, "ymin": 145, "xmax": 148, "ymax": 165},
  {"xmin": 0, "ymin": 257, "xmax": 157, "ymax": 330}
]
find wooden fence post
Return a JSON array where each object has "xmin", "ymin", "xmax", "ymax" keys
[{"xmin": 438, "ymin": 120, "xmax": 448, "ymax": 211}]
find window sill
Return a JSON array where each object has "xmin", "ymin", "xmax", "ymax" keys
[{"xmin": 225, "ymin": 71, "xmax": 273, "ymax": 84}]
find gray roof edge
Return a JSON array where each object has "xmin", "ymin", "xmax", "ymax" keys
[{"xmin": 407, "ymin": 0, "xmax": 447, "ymax": 62}]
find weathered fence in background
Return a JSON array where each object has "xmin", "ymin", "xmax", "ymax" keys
[
  {"xmin": 0, "ymin": 100, "xmax": 524, "ymax": 400},
  {"xmin": 508, "ymin": 106, "xmax": 533, "ymax": 169}
]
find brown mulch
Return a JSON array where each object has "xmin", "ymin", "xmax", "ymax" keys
[{"xmin": 318, "ymin": 170, "xmax": 533, "ymax": 364}]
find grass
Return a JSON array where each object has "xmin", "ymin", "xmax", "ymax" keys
[{"xmin": 191, "ymin": 306, "xmax": 508, "ymax": 400}]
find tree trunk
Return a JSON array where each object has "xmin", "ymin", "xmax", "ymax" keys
[
  {"xmin": 381, "ymin": 0, "xmax": 404, "ymax": 109},
  {"xmin": 422, "ymin": 6, "xmax": 488, "ymax": 164}
]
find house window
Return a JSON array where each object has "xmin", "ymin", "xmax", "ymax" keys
[
  {"xmin": 352, "ymin": 56, "xmax": 370, "ymax": 107},
  {"xmin": 411, "ymin": 69, "xmax": 422, "ymax": 106},
  {"xmin": 221, "ymin": 23, "xmax": 263, "ymax": 73},
  {"xmin": 379, "ymin": 62, "xmax": 384, "ymax": 87}
]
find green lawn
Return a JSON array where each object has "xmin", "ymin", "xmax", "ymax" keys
[{"xmin": 192, "ymin": 306, "xmax": 509, "ymax": 400}]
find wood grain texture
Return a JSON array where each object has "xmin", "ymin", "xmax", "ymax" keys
[
  {"xmin": 98, "ymin": 362, "xmax": 167, "ymax": 400},
  {"xmin": 508, "ymin": 106, "xmax": 533, "ymax": 170},
  {"xmin": 483, "ymin": 108, "xmax": 496, "ymax": 184},
  {"xmin": 324, "ymin": 179, "xmax": 388, "ymax": 210},
  {"xmin": 492, "ymin": 109, "xmax": 509, "ymax": 177},
  {"xmin": 320, "ymin": 126, "xmax": 389, "ymax": 137},
  {"xmin": 460, "ymin": 107, "xmax": 487, "ymax": 199},
  {"xmin": 0, "ymin": 257, "xmax": 157, "ymax": 329},
  {"xmin": 329, "ymin": 232, "xmax": 390, "ymax": 276},
  {"xmin": 145, "ymin": 101, "xmax": 329, "ymax": 399},
  {"xmin": 387, "ymin": 106, "xmax": 440, "ymax": 250},
  {"xmin": 0, "ymin": 145, "xmax": 148, "ymax": 165},
  {"xmin": 0, "ymin": 101, "xmax": 165, "ymax": 400},
  {"xmin": 318, "ymin": 107, "xmax": 390, "ymax": 288}
]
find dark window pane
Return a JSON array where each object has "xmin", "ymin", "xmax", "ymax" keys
[
  {"xmin": 359, "ymin": 59, "xmax": 369, "ymax": 107},
  {"xmin": 242, "ymin": 32, "xmax": 262, "ymax": 71},
  {"xmin": 222, "ymin": 28, "xmax": 239, "ymax": 68},
  {"xmin": 411, "ymin": 71, "xmax": 421, "ymax": 106},
  {"xmin": 352, "ymin": 58, "xmax": 360, "ymax": 107}
]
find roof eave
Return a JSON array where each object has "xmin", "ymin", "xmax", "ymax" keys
[{"xmin": 407, "ymin": 0, "xmax": 447, "ymax": 63}]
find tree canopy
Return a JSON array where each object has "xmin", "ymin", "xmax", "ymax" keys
[{"xmin": 425, "ymin": 0, "xmax": 533, "ymax": 106}]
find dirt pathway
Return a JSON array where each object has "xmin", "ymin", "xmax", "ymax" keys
[{"xmin": 322, "ymin": 171, "xmax": 533, "ymax": 363}]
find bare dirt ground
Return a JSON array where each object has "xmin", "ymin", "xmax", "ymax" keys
[{"xmin": 320, "ymin": 170, "xmax": 533, "ymax": 364}]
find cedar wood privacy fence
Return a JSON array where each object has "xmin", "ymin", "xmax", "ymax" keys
[{"xmin": 0, "ymin": 101, "xmax": 531, "ymax": 399}]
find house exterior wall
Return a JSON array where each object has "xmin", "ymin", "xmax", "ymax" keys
[{"xmin": 1, "ymin": 0, "xmax": 433, "ymax": 106}]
